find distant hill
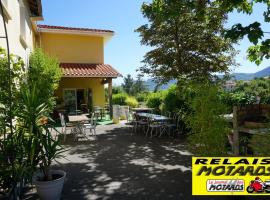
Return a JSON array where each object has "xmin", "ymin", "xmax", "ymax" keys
[
  {"xmin": 254, "ymin": 66, "xmax": 270, "ymax": 78},
  {"xmin": 145, "ymin": 66, "xmax": 270, "ymax": 91},
  {"xmin": 222, "ymin": 66, "xmax": 270, "ymax": 81},
  {"xmin": 144, "ymin": 79, "xmax": 177, "ymax": 91}
]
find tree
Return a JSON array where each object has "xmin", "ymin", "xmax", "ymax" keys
[
  {"xmin": 26, "ymin": 49, "xmax": 62, "ymax": 112},
  {"xmin": 133, "ymin": 74, "xmax": 147, "ymax": 94},
  {"xmin": 197, "ymin": 0, "xmax": 270, "ymax": 65},
  {"xmin": 122, "ymin": 74, "xmax": 134, "ymax": 95},
  {"xmin": 136, "ymin": 0, "xmax": 236, "ymax": 83}
]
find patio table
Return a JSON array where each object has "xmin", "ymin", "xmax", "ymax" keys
[
  {"xmin": 68, "ymin": 115, "xmax": 89, "ymax": 123},
  {"xmin": 132, "ymin": 108, "xmax": 153, "ymax": 113},
  {"xmin": 136, "ymin": 113, "xmax": 170, "ymax": 122},
  {"xmin": 68, "ymin": 115, "xmax": 89, "ymax": 137}
]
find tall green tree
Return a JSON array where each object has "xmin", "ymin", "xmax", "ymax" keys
[
  {"xmin": 26, "ymin": 49, "xmax": 62, "ymax": 112},
  {"xmin": 122, "ymin": 74, "xmax": 135, "ymax": 95},
  {"xmin": 136, "ymin": 0, "xmax": 236, "ymax": 82},
  {"xmin": 133, "ymin": 74, "xmax": 147, "ymax": 94}
]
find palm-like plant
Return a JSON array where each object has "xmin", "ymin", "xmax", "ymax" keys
[{"xmin": 18, "ymin": 85, "xmax": 65, "ymax": 181}]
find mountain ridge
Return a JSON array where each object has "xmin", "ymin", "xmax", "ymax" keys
[{"xmin": 145, "ymin": 66, "xmax": 270, "ymax": 91}]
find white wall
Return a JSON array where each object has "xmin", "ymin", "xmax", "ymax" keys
[{"xmin": 0, "ymin": 0, "xmax": 35, "ymax": 64}]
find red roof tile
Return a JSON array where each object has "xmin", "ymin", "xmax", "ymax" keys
[
  {"xmin": 37, "ymin": 25, "xmax": 114, "ymax": 33},
  {"xmin": 60, "ymin": 63, "xmax": 121, "ymax": 78}
]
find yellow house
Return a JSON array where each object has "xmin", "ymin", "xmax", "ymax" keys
[
  {"xmin": 0, "ymin": 0, "xmax": 121, "ymax": 115},
  {"xmin": 37, "ymin": 25, "xmax": 121, "ymax": 115}
]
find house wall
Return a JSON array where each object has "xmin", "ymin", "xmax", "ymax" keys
[
  {"xmin": 55, "ymin": 77, "xmax": 106, "ymax": 107},
  {"xmin": 40, "ymin": 33, "xmax": 104, "ymax": 63},
  {"xmin": 40, "ymin": 32, "xmax": 106, "ymax": 108},
  {"xmin": 0, "ymin": 0, "xmax": 35, "ymax": 63}
]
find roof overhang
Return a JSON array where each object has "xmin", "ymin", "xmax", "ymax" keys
[
  {"xmin": 27, "ymin": 0, "xmax": 43, "ymax": 19},
  {"xmin": 60, "ymin": 63, "xmax": 122, "ymax": 79},
  {"xmin": 38, "ymin": 26, "xmax": 114, "ymax": 42}
]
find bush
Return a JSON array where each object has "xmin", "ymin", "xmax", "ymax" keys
[
  {"xmin": 146, "ymin": 91, "xmax": 165, "ymax": 113},
  {"xmin": 249, "ymin": 134, "xmax": 270, "ymax": 156},
  {"xmin": 112, "ymin": 86, "xmax": 124, "ymax": 94},
  {"xmin": 112, "ymin": 93, "xmax": 128, "ymax": 105},
  {"xmin": 136, "ymin": 92, "xmax": 149, "ymax": 102},
  {"xmin": 186, "ymin": 83, "xmax": 229, "ymax": 156},
  {"xmin": 27, "ymin": 48, "xmax": 62, "ymax": 112},
  {"xmin": 125, "ymin": 96, "xmax": 139, "ymax": 108},
  {"xmin": 219, "ymin": 90, "xmax": 257, "ymax": 113},
  {"xmin": 162, "ymin": 85, "xmax": 184, "ymax": 113}
]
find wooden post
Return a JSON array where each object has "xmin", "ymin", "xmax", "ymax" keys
[
  {"xmin": 233, "ymin": 106, "xmax": 239, "ymax": 155},
  {"xmin": 108, "ymin": 78, "xmax": 113, "ymax": 119}
]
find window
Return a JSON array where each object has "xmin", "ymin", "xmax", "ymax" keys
[
  {"xmin": 2, "ymin": 0, "xmax": 11, "ymax": 20},
  {"xmin": 19, "ymin": 4, "xmax": 27, "ymax": 48}
]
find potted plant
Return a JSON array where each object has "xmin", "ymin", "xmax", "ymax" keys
[{"xmin": 33, "ymin": 118, "xmax": 66, "ymax": 200}]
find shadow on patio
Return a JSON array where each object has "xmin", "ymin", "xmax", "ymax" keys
[
  {"xmin": 26, "ymin": 124, "xmax": 267, "ymax": 200},
  {"xmin": 56, "ymin": 125, "xmax": 192, "ymax": 199}
]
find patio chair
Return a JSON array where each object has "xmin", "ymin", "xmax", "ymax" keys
[
  {"xmin": 125, "ymin": 110, "xmax": 137, "ymax": 135},
  {"xmin": 134, "ymin": 113, "xmax": 148, "ymax": 135},
  {"xmin": 160, "ymin": 113, "xmax": 178, "ymax": 137},
  {"xmin": 147, "ymin": 117, "xmax": 163, "ymax": 138},
  {"xmin": 59, "ymin": 113, "xmax": 74, "ymax": 142},
  {"xmin": 83, "ymin": 112, "xmax": 97, "ymax": 136},
  {"xmin": 93, "ymin": 106, "xmax": 102, "ymax": 120}
]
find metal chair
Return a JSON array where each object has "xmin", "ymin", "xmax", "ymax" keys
[
  {"xmin": 83, "ymin": 112, "xmax": 97, "ymax": 136},
  {"xmin": 59, "ymin": 113, "xmax": 74, "ymax": 142},
  {"xmin": 125, "ymin": 110, "xmax": 137, "ymax": 135},
  {"xmin": 134, "ymin": 113, "xmax": 148, "ymax": 135},
  {"xmin": 160, "ymin": 113, "xmax": 178, "ymax": 137},
  {"xmin": 147, "ymin": 117, "xmax": 163, "ymax": 138}
]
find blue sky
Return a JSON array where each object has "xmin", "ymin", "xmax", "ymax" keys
[{"xmin": 40, "ymin": 0, "xmax": 270, "ymax": 84}]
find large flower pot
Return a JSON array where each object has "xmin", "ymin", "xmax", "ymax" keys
[{"xmin": 33, "ymin": 170, "xmax": 66, "ymax": 200}]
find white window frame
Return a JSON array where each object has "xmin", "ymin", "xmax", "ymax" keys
[{"xmin": 2, "ymin": 0, "xmax": 11, "ymax": 20}]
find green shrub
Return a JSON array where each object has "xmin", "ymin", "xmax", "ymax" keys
[
  {"xmin": 249, "ymin": 134, "xmax": 270, "ymax": 156},
  {"xmin": 186, "ymin": 83, "xmax": 229, "ymax": 156},
  {"xmin": 219, "ymin": 90, "xmax": 257, "ymax": 113},
  {"xmin": 112, "ymin": 86, "xmax": 124, "ymax": 94},
  {"xmin": 27, "ymin": 48, "xmax": 62, "ymax": 113},
  {"xmin": 125, "ymin": 96, "xmax": 139, "ymax": 108},
  {"xmin": 146, "ymin": 91, "xmax": 165, "ymax": 113},
  {"xmin": 136, "ymin": 92, "xmax": 149, "ymax": 102},
  {"xmin": 112, "ymin": 93, "xmax": 128, "ymax": 105},
  {"xmin": 162, "ymin": 85, "xmax": 184, "ymax": 113}
]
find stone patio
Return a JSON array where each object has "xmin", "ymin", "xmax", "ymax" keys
[{"xmin": 25, "ymin": 123, "xmax": 268, "ymax": 200}]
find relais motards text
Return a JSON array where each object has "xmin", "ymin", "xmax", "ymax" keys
[{"xmin": 192, "ymin": 157, "xmax": 270, "ymax": 195}]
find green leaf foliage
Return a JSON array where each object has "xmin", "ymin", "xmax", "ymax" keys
[
  {"xmin": 146, "ymin": 91, "xmax": 166, "ymax": 114},
  {"xmin": 26, "ymin": 48, "xmax": 62, "ymax": 112},
  {"xmin": 186, "ymin": 83, "xmax": 229, "ymax": 156},
  {"xmin": 217, "ymin": 0, "xmax": 270, "ymax": 64},
  {"xmin": 137, "ymin": 0, "xmax": 236, "ymax": 82}
]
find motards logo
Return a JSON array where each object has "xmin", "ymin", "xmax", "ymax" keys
[
  {"xmin": 207, "ymin": 179, "xmax": 244, "ymax": 192},
  {"xmin": 195, "ymin": 158, "xmax": 270, "ymax": 176},
  {"xmin": 192, "ymin": 157, "xmax": 270, "ymax": 195}
]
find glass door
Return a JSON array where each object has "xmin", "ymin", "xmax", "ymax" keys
[{"xmin": 64, "ymin": 89, "xmax": 77, "ymax": 114}]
